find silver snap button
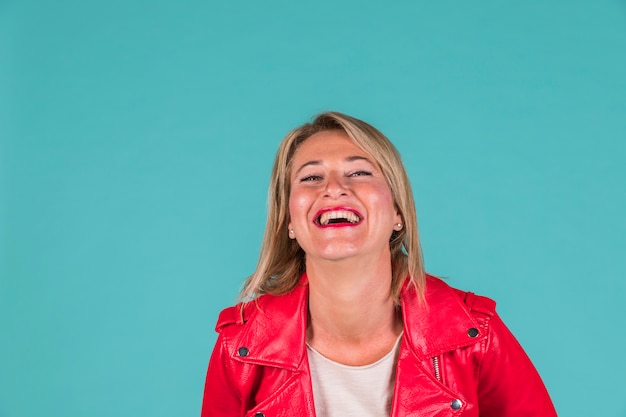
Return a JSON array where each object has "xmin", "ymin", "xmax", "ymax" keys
[{"xmin": 451, "ymin": 399, "xmax": 462, "ymax": 410}]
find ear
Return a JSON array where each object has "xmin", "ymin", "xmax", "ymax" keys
[
  {"xmin": 288, "ymin": 222, "xmax": 296, "ymax": 239},
  {"xmin": 393, "ymin": 211, "xmax": 403, "ymax": 231}
]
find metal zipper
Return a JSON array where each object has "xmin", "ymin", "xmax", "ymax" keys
[{"xmin": 433, "ymin": 356, "xmax": 441, "ymax": 382}]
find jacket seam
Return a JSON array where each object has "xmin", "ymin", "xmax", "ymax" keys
[{"xmin": 475, "ymin": 314, "xmax": 492, "ymax": 381}]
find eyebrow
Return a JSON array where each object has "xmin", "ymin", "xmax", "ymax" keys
[{"xmin": 293, "ymin": 155, "xmax": 374, "ymax": 177}]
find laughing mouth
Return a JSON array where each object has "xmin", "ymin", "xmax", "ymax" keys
[{"xmin": 316, "ymin": 210, "xmax": 362, "ymax": 226}]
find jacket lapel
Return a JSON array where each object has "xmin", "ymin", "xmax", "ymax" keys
[
  {"xmin": 392, "ymin": 341, "xmax": 467, "ymax": 416},
  {"xmin": 230, "ymin": 275, "xmax": 486, "ymax": 367},
  {"xmin": 392, "ymin": 277, "xmax": 484, "ymax": 416},
  {"xmin": 232, "ymin": 279, "xmax": 309, "ymax": 371},
  {"xmin": 401, "ymin": 276, "xmax": 487, "ymax": 359}
]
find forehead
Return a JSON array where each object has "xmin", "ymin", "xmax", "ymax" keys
[{"xmin": 292, "ymin": 130, "xmax": 372, "ymax": 162}]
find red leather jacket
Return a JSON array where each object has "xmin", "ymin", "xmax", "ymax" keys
[{"xmin": 201, "ymin": 275, "xmax": 557, "ymax": 416}]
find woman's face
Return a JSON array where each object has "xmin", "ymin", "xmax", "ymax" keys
[{"xmin": 287, "ymin": 130, "xmax": 401, "ymax": 264}]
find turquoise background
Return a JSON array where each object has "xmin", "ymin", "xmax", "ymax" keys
[{"xmin": 2, "ymin": 1, "xmax": 625, "ymax": 416}]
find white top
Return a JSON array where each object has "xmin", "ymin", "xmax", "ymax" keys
[{"xmin": 306, "ymin": 334, "xmax": 402, "ymax": 417}]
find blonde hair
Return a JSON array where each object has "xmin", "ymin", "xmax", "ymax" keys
[{"xmin": 240, "ymin": 111, "xmax": 425, "ymax": 303}]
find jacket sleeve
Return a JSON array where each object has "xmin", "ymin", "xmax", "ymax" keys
[
  {"xmin": 477, "ymin": 312, "xmax": 557, "ymax": 417},
  {"xmin": 201, "ymin": 332, "xmax": 242, "ymax": 417}
]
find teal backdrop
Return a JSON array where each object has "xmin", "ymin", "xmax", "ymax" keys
[{"xmin": 2, "ymin": 1, "xmax": 625, "ymax": 416}]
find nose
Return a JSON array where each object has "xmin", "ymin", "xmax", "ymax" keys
[{"xmin": 324, "ymin": 172, "xmax": 348, "ymax": 198}]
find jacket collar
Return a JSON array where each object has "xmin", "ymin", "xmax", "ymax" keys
[
  {"xmin": 400, "ymin": 275, "xmax": 486, "ymax": 359},
  {"xmin": 232, "ymin": 274, "xmax": 485, "ymax": 368},
  {"xmin": 231, "ymin": 278, "xmax": 310, "ymax": 370}
]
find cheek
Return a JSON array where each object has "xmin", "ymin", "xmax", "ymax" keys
[
  {"xmin": 288, "ymin": 190, "xmax": 307, "ymax": 222},
  {"xmin": 370, "ymin": 185, "xmax": 395, "ymax": 209}
]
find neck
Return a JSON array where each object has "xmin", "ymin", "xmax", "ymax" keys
[{"xmin": 305, "ymin": 253, "xmax": 403, "ymax": 365}]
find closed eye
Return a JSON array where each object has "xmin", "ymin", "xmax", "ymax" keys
[
  {"xmin": 349, "ymin": 170, "xmax": 372, "ymax": 177},
  {"xmin": 300, "ymin": 175, "xmax": 323, "ymax": 182}
]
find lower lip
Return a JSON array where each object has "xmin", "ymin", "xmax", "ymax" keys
[{"xmin": 315, "ymin": 221, "xmax": 361, "ymax": 228}]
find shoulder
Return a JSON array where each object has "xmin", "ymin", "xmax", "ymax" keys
[
  {"xmin": 424, "ymin": 274, "xmax": 497, "ymax": 317},
  {"xmin": 215, "ymin": 303, "xmax": 246, "ymax": 332},
  {"xmin": 210, "ymin": 283, "xmax": 309, "ymax": 370},
  {"xmin": 209, "ymin": 297, "xmax": 271, "ymax": 364},
  {"xmin": 214, "ymin": 297, "xmax": 265, "ymax": 334},
  {"xmin": 450, "ymin": 286, "xmax": 497, "ymax": 317},
  {"xmin": 214, "ymin": 281, "xmax": 309, "ymax": 334},
  {"xmin": 399, "ymin": 275, "xmax": 500, "ymax": 358}
]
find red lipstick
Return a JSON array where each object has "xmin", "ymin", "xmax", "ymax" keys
[{"xmin": 313, "ymin": 206, "xmax": 363, "ymax": 228}]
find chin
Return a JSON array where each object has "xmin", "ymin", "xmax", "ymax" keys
[{"xmin": 314, "ymin": 245, "xmax": 361, "ymax": 261}]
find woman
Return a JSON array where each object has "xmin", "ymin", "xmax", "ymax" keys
[{"xmin": 201, "ymin": 112, "xmax": 557, "ymax": 417}]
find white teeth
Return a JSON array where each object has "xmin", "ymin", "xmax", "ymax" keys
[{"xmin": 319, "ymin": 210, "xmax": 360, "ymax": 225}]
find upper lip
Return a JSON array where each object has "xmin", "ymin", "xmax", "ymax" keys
[{"xmin": 313, "ymin": 206, "xmax": 363, "ymax": 226}]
